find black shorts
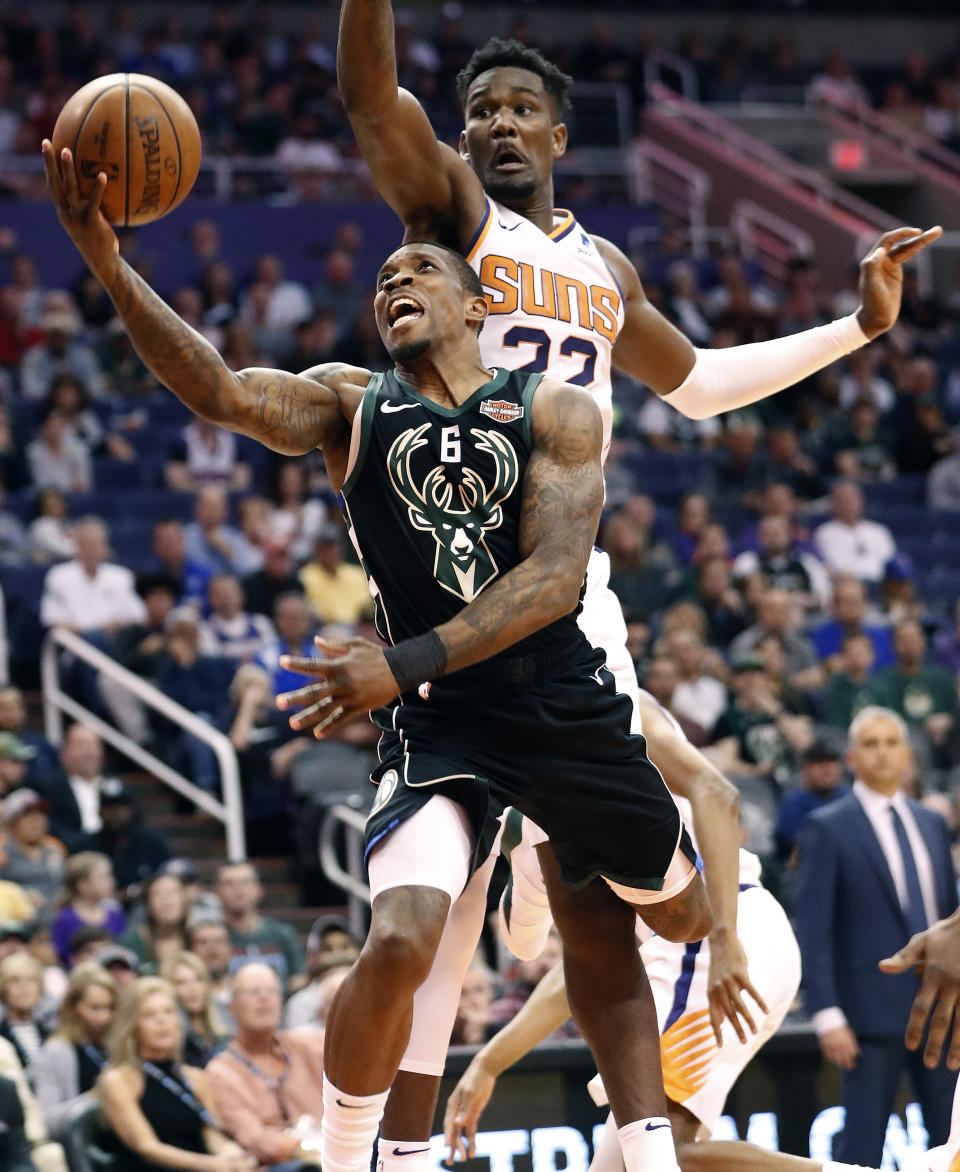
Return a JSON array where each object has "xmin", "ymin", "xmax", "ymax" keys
[{"xmin": 364, "ymin": 637, "xmax": 694, "ymax": 892}]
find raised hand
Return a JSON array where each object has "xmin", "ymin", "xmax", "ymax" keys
[
  {"xmin": 41, "ymin": 140, "xmax": 119, "ymax": 274},
  {"xmin": 856, "ymin": 225, "xmax": 942, "ymax": 339},
  {"xmin": 880, "ymin": 912, "xmax": 960, "ymax": 1069}
]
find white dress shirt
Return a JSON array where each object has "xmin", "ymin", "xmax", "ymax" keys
[
  {"xmin": 813, "ymin": 518, "xmax": 896, "ymax": 583},
  {"xmin": 40, "ymin": 560, "xmax": 147, "ymax": 631},
  {"xmin": 813, "ymin": 778, "xmax": 938, "ymax": 1036},
  {"xmin": 69, "ymin": 775, "xmax": 102, "ymax": 833}
]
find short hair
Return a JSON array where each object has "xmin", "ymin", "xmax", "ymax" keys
[
  {"xmin": 456, "ymin": 37, "xmax": 573, "ymax": 119},
  {"xmin": 848, "ymin": 705, "xmax": 909, "ymax": 747},
  {"xmin": 381, "ymin": 242, "xmax": 486, "ymax": 334},
  {"xmin": 54, "ymin": 962, "xmax": 117, "ymax": 1044}
]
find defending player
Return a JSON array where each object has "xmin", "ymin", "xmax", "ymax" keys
[{"xmin": 43, "ymin": 141, "xmax": 712, "ymax": 1172}]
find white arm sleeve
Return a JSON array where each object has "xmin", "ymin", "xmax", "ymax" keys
[{"xmin": 664, "ymin": 314, "xmax": 869, "ymax": 421}]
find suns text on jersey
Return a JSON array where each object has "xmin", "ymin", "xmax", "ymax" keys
[{"xmin": 478, "ymin": 255, "xmax": 621, "ymax": 343}]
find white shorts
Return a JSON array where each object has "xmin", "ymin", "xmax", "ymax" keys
[
  {"xmin": 588, "ymin": 885, "xmax": 802, "ymax": 1135},
  {"xmin": 579, "ymin": 548, "xmax": 642, "ymax": 734}
]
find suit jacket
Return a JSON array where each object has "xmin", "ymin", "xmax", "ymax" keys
[
  {"xmin": 794, "ymin": 790, "xmax": 958, "ymax": 1037},
  {"xmin": 36, "ymin": 773, "xmax": 98, "ymax": 855}
]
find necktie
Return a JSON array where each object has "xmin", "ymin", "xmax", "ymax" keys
[{"xmin": 889, "ymin": 804, "xmax": 928, "ymax": 938}]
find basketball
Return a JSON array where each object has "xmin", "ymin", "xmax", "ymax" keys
[{"xmin": 51, "ymin": 74, "xmax": 201, "ymax": 228}]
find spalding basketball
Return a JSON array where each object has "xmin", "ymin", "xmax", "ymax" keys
[{"xmin": 52, "ymin": 74, "xmax": 202, "ymax": 227}]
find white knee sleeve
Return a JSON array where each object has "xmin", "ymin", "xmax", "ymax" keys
[{"xmin": 367, "ymin": 795, "xmax": 473, "ymax": 903}]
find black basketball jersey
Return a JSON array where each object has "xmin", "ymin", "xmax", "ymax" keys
[{"xmin": 341, "ymin": 366, "xmax": 584, "ymax": 659}]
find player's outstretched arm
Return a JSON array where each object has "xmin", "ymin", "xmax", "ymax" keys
[
  {"xmin": 636, "ymin": 694, "xmax": 767, "ymax": 1045},
  {"xmin": 338, "ymin": 0, "xmax": 485, "ymax": 245},
  {"xmin": 443, "ymin": 962, "xmax": 570, "ymax": 1164},
  {"xmin": 597, "ymin": 225, "xmax": 941, "ymax": 409},
  {"xmin": 42, "ymin": 141, "xmax": 354, "ymax": 456},
  {"xmin": 276, "ymin": 381, "xmax": 603, "ymax": 737}
]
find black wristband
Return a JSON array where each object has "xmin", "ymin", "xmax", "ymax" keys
[{"xmin": 384, "ymin": 630, "xmax": 448, "ymax": 696}]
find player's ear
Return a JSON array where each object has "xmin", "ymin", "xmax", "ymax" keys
[
  {"xmin": 552, "ymin": 122, "xmax": 568, "ymax": 160},
  {"xmin": 459, "ymin": 130, "xmax": 470, "ymax": 160},
  {"xmin": 466, "ymin": 295, "xmax": 488, "ymax": 329}
]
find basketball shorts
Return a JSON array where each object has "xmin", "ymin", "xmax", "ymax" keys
[
  {"xmin": 364, "ymin": 635, "xmax": 693, "ymax": 894},
  {"xmin": 579, "ymin": 547, "xmax": 642, "ymax": 733},
  {"xmin": 587, "ymin": 885, "xmax": 802, "ymax": 1134}
]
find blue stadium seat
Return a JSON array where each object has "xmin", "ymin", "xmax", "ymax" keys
[{"xmin": 94, "ymin": 460, "xmax": 145, "ymax": 491}]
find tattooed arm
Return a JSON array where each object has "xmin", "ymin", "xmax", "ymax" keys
[
  {"xmin": 277, "ymin": 378, "xmax": 604, "ymax": 735},
  {"xmin": 42, "ymin": 141, "xmax": 358, "ymax": 456}
]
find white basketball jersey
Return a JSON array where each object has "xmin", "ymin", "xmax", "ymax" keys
[{"xmin": 468, "ymin": 196, "xmax": 625, "ymax": 463}]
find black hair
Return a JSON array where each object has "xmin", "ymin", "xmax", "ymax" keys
[
  {"xmin": 390, "ymin": 242, "xmax": 486, "ymax": 335},
  {"xmin": 456, "ymin": 37, "xmax": 573, "ymax": 120}
]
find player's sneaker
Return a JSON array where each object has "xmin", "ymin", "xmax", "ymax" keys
[{"xmin": 498, "ymin": 808, "xmax": 553, "ymax": 961}]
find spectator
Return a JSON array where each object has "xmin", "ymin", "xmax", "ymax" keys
[
  {"xmin": 774, "ymin": 740, "xmax": 848, "ymax": 862},
  {"xmin": 298, "ymin": 527, "xmax": 372, "ymax": 625},
  {"xmin": 44, "ymin": 373, "xmax": 133, "ymax": 461},
  {"xmin": 115, "ymin": 575, "xmax": 179, "ymax": 679},
  {"xmin": 243, "ymin": 542, "xmax": 303, "ymax": 620},
  {"xmin": 491, "ymin": 931, "xmax": 578, "ymax": 1040},
  {"xmin": 932, "ymin": 599, "xmax": 960, "ymax": 675},
  {"xmin": 283, "ymin": 916, "xmax": 360, "ymax": 1029},
  {"xmin": 813, "ymin": 481, "xmax": 897, "ymax": 583},
  {"xmin": 65, "ymin": 927, "xmax": 114, "ymax": 970},
  {"xmin": 215, "ymin": 864, "xmax": 303, "ymax": 988},
  {"xmin": 39, "ymin": 517, "xmax": 146, "ymax": 634},
  {"xmin": 794, "ymin": 707, "xmax": 956, "ymax": 1166},
  {"xmin": 200, "ymin": 576, "xmax": 275, "ymax": 664},
  {"xmin": 664, "ymin": 629, "xmax": 728, "ymax": 735},
  {"xmin": 0, "ymin": 1072, "xmax": 36, "ymax": 1172},
  {"xmin": 0, "ymin": 790, "xmax": 65, "ymax": 921},
  {"xmin": 0, "ymin": 481, "xmax": 26, "ymax": 565},
  {"xmin": 206, "ymin": 963, "xmax": 324, "ymax": 1169},
  {"xmin": 826, "ymin": 397, "xmax": 896, "ymax": 483},
  {"xmin": 0, "ymin": 953, "xmax": 49, "ymax": 1074},
  {"xmin": 51, "ymin": 853, "xmax": 125, "ymax": 968},
  {"xmin": 824, "ymin": 633, "xmax": 877, "ymax": 729},
  {"xmin": 268, "ymin": 463, "xmax": 328, "ymax": 565},
  {"xmin": 97, "ymin": 977, "xmax": 254, "ymax": 1172},
  {"xmin": 729, "ymin": 587, "xmax": 820, "ymax": 685},
  {"xmin": 257, "ymin": 595, "xmax": 317, "ymax": 697},
  {"xmin": 233, "ymin": 498, "xmax": 273, "ymax": 578},
  {"xmin": 731, "ymin": 515, "xmax": 831, "ymax": 614},
  {"xmin": 807, "ymin": 49, "xmax": 868, "ymax": 107},
  {"xmin": 183, "ymin": 486, "xmax": 247, "ymax": 578},
  {"xmin": 0, "ymin": 735, "xmax": 36, "ymax": 803},
  {"xmin": 165, "ymin": 419, "xmax": 251, "ymax": 493},
  {"xmin": 159, "ymin": 952, "xmax": 230, "ymax": 1068},
  {"xmin": 451, "ymin": 957, "xmax": 497, "ymax": 1045},
  {"xmin": 927, "ymin": 426, "xmax": 960, "ymax": 509},
  {"xmin": 32, "ymin": 962, "xmax": 116, "ymax": 1137},
  {"xmin": 863, "ymin": 620, "xmax": 957, "ymax": 744},
  {"xmin": 26, "ymin": 410, "xmax": 91, "ymax": 495},
  {"xmin": 0, "ymin": 1029, "xmax": 66, "ymax": 1172},
  {"xmin": 313, "ymin": 249, "xmax": 363, "ymax": 328},
  {"xmin": 702, "ymin": 417, "xmax": 769, "ymax": 509},
  {"xmin": 602, "ymin": 512, "xmax": 674, "ymax": 619},
  {"xmin": 810, "ymin": 574, "xmax": 895, "ymax": 672},
  {"xmin": 689, "ymin": 556, "xmax": 748, "ymax": 646},
  {"xmin": 92, "ymin": 945, "xmax": 140, "ymax": 992},
  {"xmin": 42, "ymin": 724, "xmax": 116, "ymax": 853},
  {"xmin": 120, "ymin": 873, "xmax": 188, "ymax": 974},
  {"xmin": 19, "ymin": 309, "xmax": 105, "ymax": 401},
  {"xmin": 879, "ymin": 553, "xmax": 927, "ymax": 629},
  {"xmin": 94, "ymin": 780, "xmax": 172, "ymax": 896},
  {"xmin": 240, "ymin": 255, "xmax": 312, "ymax": 334},
  {"xmin": 672, "ymin": 492, "xmax": 711, "ymax": 566},
  {"xmin": 0, "ymin": 691, "xmax": 56, "ymax": 788},
  {"xmin": 839, "ymin": 348, "xmax": 895, "ymax": 414},
  {"xmin": 187, "ymin": 919, "xmax": 233, "ymax": 1018},
  {"xmin": 26, "ymin": 489, "xmax": 74, "ymax": 565},
  {"xmin": 143, "ymin": 520, "xmax": 212, "ymax": 607},
  {"xmin": 762, "ymin": 427, "xmax": 825, "ymax": 501}
]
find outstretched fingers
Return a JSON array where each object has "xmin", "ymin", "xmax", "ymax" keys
[{"xmin": 887, "ymin": 225, "xmax": 942, "ymax": 264}]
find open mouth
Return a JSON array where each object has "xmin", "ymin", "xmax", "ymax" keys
[
  {"xmin": 492, "ymin": 148, "xmax": 526, "ymax": 171},
  {"xmin": 388, "ymin": 297, "xmax": 425, "ymax": 326}
]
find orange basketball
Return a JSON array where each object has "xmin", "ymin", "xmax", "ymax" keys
[{"xmin": 52, "ymin": 74, "xmax": 201, "ymax": 227}]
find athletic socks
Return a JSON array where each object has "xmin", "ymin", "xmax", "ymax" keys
[
  {"xmin": 321, "ymin": 1074, "xmax": 390, "ymax": 1172},
  {"xmin": 617, "ymin": 1118, "xmax": 682, "ymax": 1172},
  {"xmin": 377, "ymin": 1138, "xmax": 434, "ymax": 1172}
]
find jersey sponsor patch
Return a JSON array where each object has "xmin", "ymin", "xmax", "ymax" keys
[
  {"xmin": 479, "ymin": 399, "xmax": 524, "ymax": 424},
  {"xmin": 370, "ymin": 768, "xmax": 399, "ymax": 816}
]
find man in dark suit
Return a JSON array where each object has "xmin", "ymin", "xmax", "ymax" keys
[
  {"xmin": 38, "ymin": 724, "xmax": 113, "ymax": 853},
  {"xmin": 795, "ymin": 706, "xmax": 958, "ymax": 1166}
]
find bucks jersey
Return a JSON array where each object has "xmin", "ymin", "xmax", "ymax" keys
[
  {"xmin": 467, "ymin": 196, "xmax": 625, "ymax": 463},
  {"xmin": 341, "ymin": 366, "xmax": 583, "ymax": 659}
]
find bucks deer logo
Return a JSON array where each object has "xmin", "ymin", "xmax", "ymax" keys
[{"xmin": 388, "ymin": 424, "xmax": 519, "ymax": 602}]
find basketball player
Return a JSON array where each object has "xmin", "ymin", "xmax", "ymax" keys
[
  {"xmin": 43, "ymin": 142, "xmax": 710, "ymax": 1172},
  {"xmin": 278, "ymin": 9, "xmax": 939, "ymax": 1168}
]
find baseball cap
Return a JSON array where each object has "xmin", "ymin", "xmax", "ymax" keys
[
  {"xmin": 803, "ymin": 738, "xmax": 842, "ymax": 764},
  {"xmin": 731, "ymin": 650, "xmax": 765, "ymax": 674},
  {"xmin": 0, "ymin": 733, "xmax": 36, "ymax": 762},
  {"xmin": 0, "ymin": 920, "xmax": 34, "ymax": 942},
  {"xmin": 94, "ymin": 944, "xmax": 139, "ymax": 972},
  {"xmin": 2, "ymin": 788, "xmax": 48, "ymax": 823},
  {"xmin": 99, "ymin": 779, "xmax": 133, "ymax": 806},
  {"xmin": 306, "ymin": 914, "xmax": 351, "ymax": 954},
  {"xmin": 884, "ymin": 553, "xmax": 915, "ymax": 582},
  {"xmin": 156, "ymin": 858, "xmax": 199, "ymax": 884}
]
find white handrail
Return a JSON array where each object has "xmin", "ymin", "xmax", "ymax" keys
[
  {"xmin": 318, "ymin": 803, "xmax": 369, "ymax": 940},
  {"xmin": 41, "ymin": 627, "xmax": 245, "ymax": 860}
]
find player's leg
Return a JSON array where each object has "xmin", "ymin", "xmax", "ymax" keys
[
  {"xmin": 539, "ymin": 846, "xmax": 682, "ymax": 1172},
  {"xmin": 378, "ymin": 848, "xmax": 498, "ymax": 1172},
  {"xmin": 322, "ymin": 794, "xmax": 473, "ymax": 1172}
]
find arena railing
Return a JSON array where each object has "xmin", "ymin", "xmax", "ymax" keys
[
  {"xmin": 318, "ymin": 801, "xmax": 369, "ymax": 940},
  {"xmin": 41, "ymin": 626, "xmax": 246, "ymax": 860}
]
